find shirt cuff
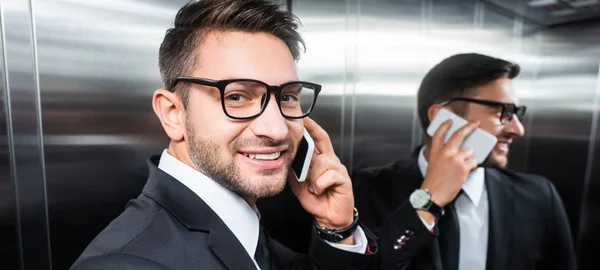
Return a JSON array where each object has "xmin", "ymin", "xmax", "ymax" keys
[
  {"xmin": 325, "ymin": 225, "xmax": 368, "ymax": 254},
  {"xmin": 419, "ymin": 216, "xmax": 435, "ymax": 231}
]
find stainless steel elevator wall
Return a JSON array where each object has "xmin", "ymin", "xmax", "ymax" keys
[{"xmin": 0, "ymin": 0, "xmax": 598, "ymax": 269}]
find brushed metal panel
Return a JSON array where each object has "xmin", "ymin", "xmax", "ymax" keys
[
  {"xmin": 0, "ymin": 1, "xmax": 20, "ymax": 268},
  {"xmin": 483, "ymin": 0, "xmax": 600, "ymax": 27},
  {"xmin": 290, "ymin": 0, "xmax": 348, "ymax": 157},
  {"xmin": 579, "ymin": 58, "xmax": 600, "ymax": 270},
  {"xmin": 351, "ymin": 0, "xmax": 424, "ymax": 170},
  {"xmin": 2, "ymin": 0, "xmax": 52, "ymax": 269},
  {"xmin": 554, "ymin": 23, "xmax": 600, "ymax": 270},
  {"xmin": 34, "ymin": 0, "xmax": 189, "ymax": 268},
  {"xmin": 526, "ymin": 25, "xmax": 600, "ymax": 247}
]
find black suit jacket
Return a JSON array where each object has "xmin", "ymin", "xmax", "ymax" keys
[
  {"xmin": 71, "ymin": 156, "xmax": 379, "ymax": 270},
  {"xmin": 353, "ymin": 151, "xmax": 577, "ymax": 270}
]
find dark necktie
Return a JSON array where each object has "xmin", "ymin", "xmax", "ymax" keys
[
  {"xmin": 437, "ymin": 190, "xmax": 463, "ymax": 270},
  {"xmin": 254, "ymin": 226, "xmax": 271, "ymax": 270}
]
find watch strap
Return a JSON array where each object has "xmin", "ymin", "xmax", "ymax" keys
[
  {"xmin": 314, "ymin": 208, "xmax": 359, "ymax": 243},
  {"xmin": 413, "ymin": 189, "xmax": 445, "ymax": 218},
  {"xmin": 424, "ymin": 199, "xmax": 444, "ymax": 218}
]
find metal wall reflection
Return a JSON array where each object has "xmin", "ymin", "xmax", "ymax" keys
[
  {"xmin": 0, "ymin": 0, "xmax": 599, "ymax": 269},
  {"xmin": 264, "ymin": 0, "xmax": 598, "ymax": 259},
  {"xmin": 550, "ymin": 24, "xmax": 600, "ymax": 270},
  {"xmin": 0, "ymin": 1, "xmax": 19, "ymax": 269},
  {"xmin": 1, "ymin": 0, "xmax": 51, "ymax": 269},
  {"xmin": 33, "ymin": 1, "xmax": 192, "ymax": 269}
]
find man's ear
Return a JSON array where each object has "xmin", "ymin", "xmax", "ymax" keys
[
  {"xmin": 427, "ymin": 104, "xmax": 443, "ymax": 124},
  {"xmin": 152, "ymin": 89, "xmax": 186, "ymax": 141}
]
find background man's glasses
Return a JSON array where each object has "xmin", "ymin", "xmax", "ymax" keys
[
  {"xmin": 440, "ymin": 97, "xmax": 526, "ymax": 125},
  {"xmin": 173, "ymin": 77, "xmax": 321, "ymax": 120}
]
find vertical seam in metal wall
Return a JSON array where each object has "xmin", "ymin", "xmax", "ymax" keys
[
  {"xmin": 474, "ymin": 1, "xmax": 481, "ymax": 30},
  {"xmin": 340, "ymin": 0, "xmax": 349, "ymax": 164},
  {"xmin": 523, "ymin": 32, "xmax": 542, "ymax": 173},
  {"xmin": 411, "ymin": 0, "xmax": 431, "ymax": 150},
  {"xmin": 28, "ymin": 0, "xmax": 52, "ymax": 267},
  {"xmin": 286, "ymin": 0, "xmax": 292, "ymax": 14},
  {"xmin": 347, "ymin": 0, "xmax": 360, "ymax": 174},
  {"xmin": 579, "ymin": 60, "xmax": 600, "ymax": 245},
  {"xmin": 0, "ymin": 1, "xmax": 25, "ymax": 269}
]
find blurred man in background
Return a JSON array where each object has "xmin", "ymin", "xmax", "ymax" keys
[{"xmin": 353, "ymin": 53, "xmax": 576, "ymax": 270}]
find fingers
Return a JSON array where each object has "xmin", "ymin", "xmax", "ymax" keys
[
  {"xmin": 456, "ymin": 147, "xmax": 473, "ymax": 160},
  {"xmin": 430, "ymin": 120, "xmax": 452, "ymax": 154},
  {"xmin": 304, "ymin": 117, "xmax": 334, "ymax": 155},
  {"xmin": 465, "ymin": 155, "xmax": 478, "ymax": 170},
  {"xmin": 445, "ymin": 121, "xmax": 479, "ymax": 150},
  {"xmin": 306, "ymin": 154, "xmax": 348, "ymax": 195},
  {"xmin": 308, "ymin": 154, "xmax": 342, "ymax": 183},
  {"xmin": 308, "ymin": 169, "xmax": 349, "ymax": 196}
]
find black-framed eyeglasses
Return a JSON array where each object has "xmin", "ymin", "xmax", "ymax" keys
[
  {"xmin": 173, "ymin": 77, "xmax": 321, "ymax": 120},
  {"xmin": 439, "ymin": 97, "xmax": 526, "ymax": 125}
]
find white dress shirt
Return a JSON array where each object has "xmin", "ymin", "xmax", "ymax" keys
[
  {"xmin": 417, "ymin": 147, "xmax": 489, "ymax": 270},
  {"xmin": 157, "ymin": 149, "xmax": 368, "ymax": 270}
]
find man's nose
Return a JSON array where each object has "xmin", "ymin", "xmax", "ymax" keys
[
  {"xmin": 505, "ymin": 116, "xmax": 525, "ymax": 137},
  {"xmin": 249, "ymin": 94, "xmax": 289, "ymax": 141}
]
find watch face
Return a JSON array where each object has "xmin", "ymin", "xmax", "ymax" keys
[{"xmin": 410, "ymin": 189, "xmax": 431, "ymax": 209}]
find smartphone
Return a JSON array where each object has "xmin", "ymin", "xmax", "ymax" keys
[
  {"xmin": 291, "ymin": 129, "xmax": 315, "ymax": 182},
  {"xmin": 426, "ymin": 108, "xmax": 498, "ymax": 165}
]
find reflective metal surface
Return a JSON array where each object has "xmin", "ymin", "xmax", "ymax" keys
[
  {"xmin": 263, "ymin": 0, "xmax": 600, "ymax": 262},
  {"xmin": 550, "ymin": 23, "xmax": 600, "ymax": 270},
  {"xmin": 2, "ymin": 0, "xmax": 52, "ymax": 269},
  {"xmin": 0, "ymin": 0, "xmax": 598, "ymax": 269},
  {"xmin": 483, "ymin": 0, "xmax": 600, "ymax": 27},
  {"xmin": 34, "ymin": 1, "xmax": 189, "ymax": 269},
  {"xmin": 0, "ymin": 1, "xmax": 19, "ymax": 269}
]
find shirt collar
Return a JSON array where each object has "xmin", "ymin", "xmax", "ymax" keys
[
  {"xmin": 417, "ymin": 146, "xmax": 485, "ymax": 206},
  {"xmin": 156, "ymin": 149, "xmax": 260, "ymax": 260}
]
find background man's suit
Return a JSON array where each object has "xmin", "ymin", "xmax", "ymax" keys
[
  {"xmin": 71, "ymin": 156, "xmax": 379, "ymax": 270},
  {"xmin": 353, "ymin": 148, "xmax": 576, "ymax": 270}
]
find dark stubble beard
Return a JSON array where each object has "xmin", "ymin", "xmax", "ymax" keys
[{"xmin": 185, "ymin": 116, "xmax": 295, "ymax": 199}]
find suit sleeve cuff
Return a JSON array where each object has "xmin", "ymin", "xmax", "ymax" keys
[
  {"xmin": 419, "ymin": 216, "xmax": 435, "ymax": 231},
  {"xmin": 324, "ymin": 225, "xmax": 368, "ymax": 254}
]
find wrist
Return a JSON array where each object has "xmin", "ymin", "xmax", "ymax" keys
[
  {"xmin": 429, "ymin": 192, "xmax": 447, "ymax": 207},
  {"xmin": 314, "ymin": 210, "xmax": 354, "ymax": 230},
  {"xmin": 314, "ymin": 208, "xmax": 359, "ymax": 243},
  {"xmin": 419, "ymin": 186, "xmax": 448, "ymax": 207},
  {"xmin": 410, "ymin": 188, "xmax": 445, "ymax": 218}
]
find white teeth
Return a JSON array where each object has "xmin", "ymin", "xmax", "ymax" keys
[{"xmin": 246, "ymin": 152, "xmax": 281, "ymax": 160}]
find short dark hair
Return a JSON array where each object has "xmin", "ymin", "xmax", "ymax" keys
[
  {"xmin": 417, "ymin": 53, "xmax": 520, "ymax": 131},
  {"xmin": 158, "ymin": 0, "xmax": 305, "ymax": 106}
]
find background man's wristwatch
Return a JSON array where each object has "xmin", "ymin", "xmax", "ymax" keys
[
  {"xmin": 409, "ymin": 189, "xmax": 444, "ymax": 218},
  {"xmin": 314, "ymin": 208, "xmax": 359, "ymax": 243}
]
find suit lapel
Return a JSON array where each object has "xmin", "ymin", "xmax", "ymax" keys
[
  {"xmin": 208, "ymin": 217, "xmax": 257, "ymax": 270},
  {"xmin": 485, "ymin": 169, "xmax": 515, "ymax": 270},
  {"xmin": 142, "ymin": 156, "xmax": 257, "ymax": 270}
]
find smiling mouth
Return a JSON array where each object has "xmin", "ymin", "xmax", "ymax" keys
[{"xmin": 242, "ymin": 152, "xmax": 282, "ymax": 160}]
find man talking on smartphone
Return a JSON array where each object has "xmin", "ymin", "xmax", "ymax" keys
[
  {"xmin": 353, "ymin": 53, "xmax": 576, "ymax": 270},
  {"xmin": 70, "ymin": 0, "xmax": 383, "ymax": 269}
]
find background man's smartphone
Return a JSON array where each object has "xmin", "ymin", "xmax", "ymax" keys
[
  {"xmin": 291, "ymin": 129, "xmax": 315, "ymax": 182},
  {"xmin": 426, "ymin": 108, "xmax": 498, "ymax": 165}
]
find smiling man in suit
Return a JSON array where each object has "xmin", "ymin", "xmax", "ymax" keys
[
  {"xmin": 70, "ymin": 0, "xmax": 381, "ymax": 269},
  {"xmin": 353, "ymin": 53, "xmax": 577, "ymax": 270}
]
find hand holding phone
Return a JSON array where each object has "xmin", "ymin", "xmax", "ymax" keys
[
  {"xmin": 426, "ymin": 108, "xmax": 497, "ymax": 165},
  {"xmin": 420, "ymin": 108, "xmax": 493, "ymax": 207},
  {"xmin": 288, "ymin": 118, "xmax": 355, "ymax": 242}
]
